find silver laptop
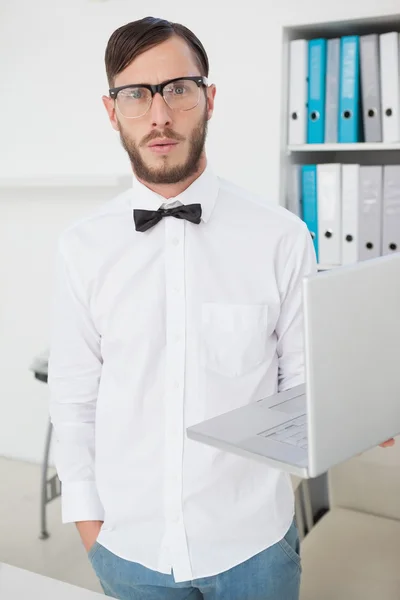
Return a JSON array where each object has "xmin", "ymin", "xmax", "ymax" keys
[{"xmin": 187, "ymin": 253, "xmax": 400, "ymax": 478}]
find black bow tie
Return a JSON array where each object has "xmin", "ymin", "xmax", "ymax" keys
[{"xmin": 133, "ymin": 203, "xmax": 202, "ymax": 232}]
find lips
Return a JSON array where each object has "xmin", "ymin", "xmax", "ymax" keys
[
  {"xmin": 148, "ymin": 138, "xmax": 179, "ymax": 148},
  {"xmin": 147, "ymin": 139, "xmax": 180, "ymax": 154}
]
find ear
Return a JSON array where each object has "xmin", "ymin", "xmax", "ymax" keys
[
  {"xmin": 206, "ymin": 84, "xmax": 216, "ymax": 120},
  {"xmin": 102, "ymin": 95, "xmax": 120, "ymax": 132}
]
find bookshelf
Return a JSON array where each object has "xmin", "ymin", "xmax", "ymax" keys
[
  {"xmin": 288, "ymin": 143, "xmax": 400, "ymax": 153},
  {"xmin": 279, "ymin": 12, "xmax": 400, "ymax": 271}
]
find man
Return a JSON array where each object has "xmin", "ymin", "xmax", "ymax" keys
[{"xmin": 47, "ymin": 16, "xmax": 394, "ymax": 600}]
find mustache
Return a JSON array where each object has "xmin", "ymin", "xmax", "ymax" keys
[{"xmin": 140, "ymin": 128, "xmax": 185, "ymax": 147}]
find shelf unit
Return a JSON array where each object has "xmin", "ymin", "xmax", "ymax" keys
[
  {"xmin": 288, "ymin": 143, "xmax": 400, "ymax": 153},
  {"xmin": 279, "ymin": 12, "xmax": 400, "ymax": 271}
]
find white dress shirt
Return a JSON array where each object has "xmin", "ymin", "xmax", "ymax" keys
[{"xmin": 48, "ymin": 164, "xmax": 317, "ymax": 583}]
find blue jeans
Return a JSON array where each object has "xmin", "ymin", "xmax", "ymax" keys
[{"xmin": 88, "ymin": 519, "xmax": 301, "ymax": 600}]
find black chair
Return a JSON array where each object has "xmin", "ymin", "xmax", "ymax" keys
[{"xmin": 31, "ymin": 354, "xmax": 61, "ymax": 539}]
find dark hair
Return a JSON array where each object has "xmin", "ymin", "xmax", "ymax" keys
[{"xmin": 104, "ymin": 16, "xmax": 209, "ymax": 87}]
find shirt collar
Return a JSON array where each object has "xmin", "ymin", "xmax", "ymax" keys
[{"xmin": 129, "ymin": 163, "xmax": 219, "ymax": 223}]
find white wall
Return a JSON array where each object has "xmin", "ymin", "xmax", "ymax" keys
[{"xmin": 1, "ymin": 0, "xmax": 400, "ymax": 463}]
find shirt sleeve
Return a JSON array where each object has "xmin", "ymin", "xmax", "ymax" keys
[
  {"xmin": 275, "ymin": 221, "xmax": 318, "ymax": 392},
  {"xmin": 48, "ymin": 237, "xmax": 104, "ymax": 524}
]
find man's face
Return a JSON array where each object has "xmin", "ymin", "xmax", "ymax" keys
[{"xmin": 103, "ymin": 36, "xmax": 216, "ymax": 185}]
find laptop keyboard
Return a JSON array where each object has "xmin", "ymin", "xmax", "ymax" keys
[{"xmin": 258, "ymin": 414, "xmax": 308, "ymax": 450}]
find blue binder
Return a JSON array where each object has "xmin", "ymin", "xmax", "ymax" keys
[
  {"xmin": 307, "ymin": 38, "xmax": 327, "ymax": 144},
  {"xmin": 301, "ymin": 165, "xmax": 319, "ymax": 261},
  {"xmin": 338, "ymin": 35, "xmax": 361, "ymax": 143}
]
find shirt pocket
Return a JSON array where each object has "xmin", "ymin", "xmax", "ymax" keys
[{"xmin": 200, "ymin": 303, "xmax": 269, "ymax": 378}]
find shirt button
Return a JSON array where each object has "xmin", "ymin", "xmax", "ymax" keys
[
  {"xmin": 173, "ymin": 380, "xmax": 180, "ymax": 389},
  {"xmin": 172, "ymin": 237, "xmax": 180, "ymax": 246}
]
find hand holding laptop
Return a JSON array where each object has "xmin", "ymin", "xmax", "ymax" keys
[{"xmin": 379, "ymin": 438, "xmax": 395, "ymax": 448}]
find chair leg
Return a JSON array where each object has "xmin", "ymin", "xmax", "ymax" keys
[
  {"xmin": 39, "ymin": 419, "xmax": 53, "ymax": 540},
  {"xmin": 295, "ymin": 488, "xmax": 306, "ymax": 540},
  {"xmin": 301, "ymin": 480, "xmax": 314, "ymax": 534}
]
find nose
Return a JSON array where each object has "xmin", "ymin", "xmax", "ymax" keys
[{"xmin": 149, "ymin": 92, "xmax": 172, "ymax": 128}]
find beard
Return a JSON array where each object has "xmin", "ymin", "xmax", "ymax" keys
[{"xmin": 118, "ymin": 110, "xmax": 208, "ymax": 185}]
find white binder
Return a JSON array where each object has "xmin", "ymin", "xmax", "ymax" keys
[
  {"xmin": 379, "ymin": 32, "xmax": 400, "ymax": 142},
  {"xmin": 358, "ymin": 166, "xmax": 383, "ymax": 261},
  {"xmin": 382, "ymin": 166, "xmax": 400, "ymax": 255},
  {"xmin": 288, "ymin": 39, "xmax": 308, "ymax": 145},
  {"xmin": 341, "ymin": 164, "xmax": 359, "ymax": 264},
  {"xmin": 317, "ymin": 164, "xmax": 342, "ymax": 266}
]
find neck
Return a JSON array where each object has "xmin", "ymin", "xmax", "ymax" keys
[{"xmin": 135, "ymin": 154, "xmax": 207, "ymax": 199}]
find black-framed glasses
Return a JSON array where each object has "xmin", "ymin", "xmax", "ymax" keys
[{"xmin": 109, "ymin": 76, "xmax": 208, "ymax": 119}]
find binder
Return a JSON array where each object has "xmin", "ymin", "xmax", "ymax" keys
[
  {"xmin": 382, "ymin": 166, "xmax": 400, "ymax": 255},
  {"xmin": 338, "ymin": 36, "xmax": 361, "ymax": 143},
  {"xmin": 360, "ymin": 34, "xmax": 382, "ymax": 142},
  {"xmin": 301, "ymin": 165, "xmax": 319, "ymax": 261},
  {"xmin": 307, "ymin": 38, "xmax": 327, "ymax": 144},
  {"xmin": 358, "ymin": 166, "xmax": 383, "ymax": 261},
  {"xmin": 324, "ymin": 38, "xmax": 340, "ymax": 143},
  {"xmin": 317, "ymin": 164, "xmax": 342, "ymax": 266},
  {"xmin": 288, "ymin": 39, "xmax": 308, "ymax": 145},
  {"xmin": 286, "ymin": 164, "xmax": 301, "ymax": 217},
  {"xmin": 341, "ymin": 164, "xmax": 360, "ymax": 264},
  {"xmin": 379, "ymin": 32, "xmax": 400, "ymax": 142}
]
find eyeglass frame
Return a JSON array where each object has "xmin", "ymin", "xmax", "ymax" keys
[{"xmin": 108, "ymin": 76, "xmax": 208, "ymax": 119}]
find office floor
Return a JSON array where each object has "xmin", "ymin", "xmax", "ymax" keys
[{"xmin": 0, "ymin": 457, "xmax": 103, "ymax": 594}]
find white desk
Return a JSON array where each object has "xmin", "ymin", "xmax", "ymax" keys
[{"xmin": 0, "ymin": 562, "xmax": 105, "ymax": 599}]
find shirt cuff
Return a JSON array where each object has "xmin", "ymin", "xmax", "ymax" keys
[
  {"xmin": 61, "ymin": 481, "xmax": 105, "ymax": 523},
  {"xmin": 278, "ymin": 373, "xmax": 305, "ymax": 393}
]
